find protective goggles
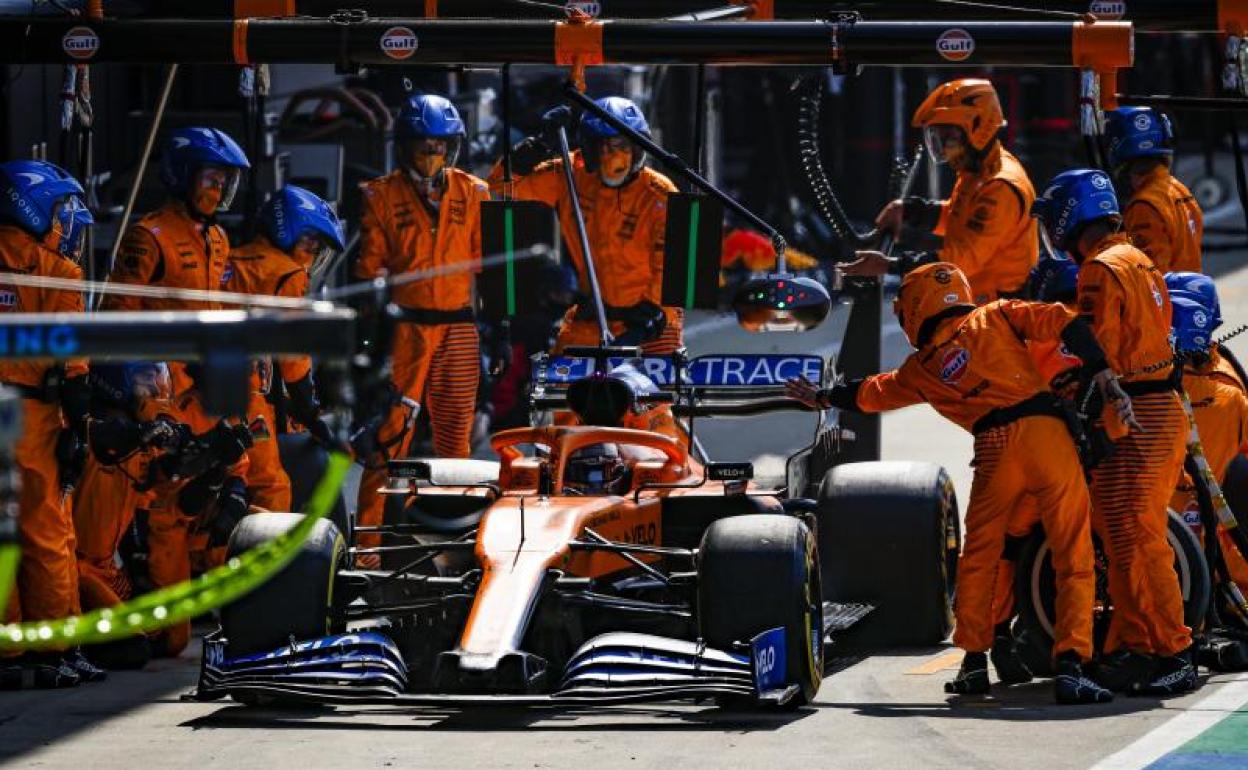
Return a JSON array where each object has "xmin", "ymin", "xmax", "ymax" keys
[
  {"xmin": 296, "ymin": 232, "xmax": 339, "ymax": 281},
  {"xmin": 404, "ymin": 136, "xmax": 462, "ymax": 169},
  {"xmin": 51, "ymin": 195, "xmax": 94, "ymax": 263},
  {"xmin": 196, "ymin": 165, "xmax": 243, "ymax": 212},
  {"xmin": 922, "ymin": 124, "xmax": 965, "ymax": 165}
]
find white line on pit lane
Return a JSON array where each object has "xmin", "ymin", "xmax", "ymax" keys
[{"xmin": 1088, "ymin": 673, "xmax": 1248, "ymax": 770}]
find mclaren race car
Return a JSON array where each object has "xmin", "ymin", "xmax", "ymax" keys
[{"xmin": 195, "ymin": 345, "xmax": 960, "ymax": 709}]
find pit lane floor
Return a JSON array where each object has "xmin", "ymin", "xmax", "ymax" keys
[{"xmin": 4, "ymin": 257, "xmax": 1248, "ymax": 769}]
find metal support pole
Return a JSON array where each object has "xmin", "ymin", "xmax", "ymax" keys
[
  {"xmin": 564, "ymin": 82, "xmax": 788, "ymax": 269},
  {"xmin": 552, "ymin": 124, "xmax": 611, "ymax": 346},
  {"xmin": 98, "ymin": 62, "xmax": 178, "ymax": 310}
]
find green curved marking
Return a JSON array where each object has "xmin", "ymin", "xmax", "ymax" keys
[
  {"xmin": 0, "ymin": 542, "xmax": 16, "ymax": 617},
  {"xmin": 0, "ymin": 452, "xmax": 350, "ymax": 651}
]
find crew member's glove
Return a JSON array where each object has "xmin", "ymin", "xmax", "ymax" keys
[
  {"xmin": 88, "ymin": 417, "xmax": 145, "ymax": 465},
  {"xmin": 613, "ymin": 301, "xmax": 667, "ymax": 347},
  {"xmin": 510, "ymin": 136, "xmax": 555, "ymax": 176},
  {"xmin": 1091, "ymin": 368, "xmax": 1142, "ymax": 433},
  {"xmin": 207, "ymin": 421, "xmax": 254, "ymax": 466},
  {"xmin": 540, "ymin": 105, "xmax": 574, "ymax": 136},
  {"xmin": 141, "ymin": 417, "xmax": 189, "ymax": 453},
  {"xmin": 285, "ymin": 373, "xmax": 345, "ymax": 452},
  {"xmin": 487, "ymin": 321, "xmax": 512, "ymax": 379},
  {"xmin": 55, "ymin": 427, "xmax": 87, "ymax": 492},
  {"xmin": 208, "ymin": 476, "xmax": 248, "ymax": 548},
  {"xmin": 784, "ymin": 376, "xmax": 862, "ymax": 412}
]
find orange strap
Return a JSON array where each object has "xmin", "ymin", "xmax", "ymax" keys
[
  {"xmin": 425, "ymin": 0, "xmax": 438, "ymax": 18},
  {"xmin": 233, "ymin": 0, "xmax": 294, "ymax": 17},
  {"xmin": 1222, "ymin": 0, "xmax": 1248, "ymax": 36},
  {"xmin": 554, "ymin": 19, "xmax": 605, "ymax": 65},
  {"xmin": 554, "ymin": 19, "xmax": 604, "ymax": 91},
  {"xmin": 232, "ymin": 19, "xmax": 250, "ymax": 65}
]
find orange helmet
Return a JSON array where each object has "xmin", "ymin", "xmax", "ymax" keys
[
  {"xmin": 893, "ymin": 262, "xmax": 975, "ymax": 347},
  {"xmin": 912, "ymin": 79, "xmax": 1004, "ymax": 153}
]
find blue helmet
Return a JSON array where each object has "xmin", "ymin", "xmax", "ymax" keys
[
  {"xmin": 1104, "ymin": 107, "xmax": 1174, "ymax": 170},
  {"xmin": 1165, "ymin": 271, "xmax": 1222, "ymax": 331},
  {"xmin": 1027, "ymin": 252, "xmax": 1080, "ymax": 303},
  {"xmin": 89, "ymin": 360, "xmax": 172, "ymax": 412},
  {"xmin": 0, "ymin": 160, "xmax": 94, "ymax": 261},
  {"xmin": 260, "ymin": 185, "xmax": 346, "ymax": 254},
  {"xmin": 159, "ymin": 126, "xmax": 250, "ymax": 209},
  {"xmin": 395, "ymin": 94, "xmax": 465, "ymax": 179},
  {"xmin": 1031, "ymin": 169, "xmax": 1121, "ymax": 252},
  {"xmin": 396, "ymin": 94, "xmax": 466, "ymax": 141},
  {"xmin": 1170, "ymin": 294, "xmax": 1217, "ymax": 355},
  {"xmin": 578, "ymin": 96, "xmax": 650, "ymax": 181}
]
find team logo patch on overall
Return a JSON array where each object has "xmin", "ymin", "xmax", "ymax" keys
[
  {"xmin": 939, "ymin": 347, "xmax": 970, "ymax": 384},
  {"xmin": 380, "ymin": 26, "xmax": 419, "ymax": 60},
  {"xmin": 936, "ymin": 29, "xmax": 975, "ymax": 62},
  {"xmin": 248, "ymin": 415, "xmax": 271, "ymax": 441},
  {"xmin": 220, "ymin": 263, "xmax": 234, "ymax": 287},
  {"xmin": 62, "ymin": 26, "xmax": 100, "ymax": 60},
  {"xmin": 1089, "ymin": 1, "xmax": 1126, "ymax": 20},
  {"xmin": 0, "ymin": 290, "xmax": 17, "ymax": 312}
]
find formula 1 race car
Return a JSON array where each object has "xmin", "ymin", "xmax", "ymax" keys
[{"xmin": 195, "ymin": 344, "xmax": 960, "ymax": 709}]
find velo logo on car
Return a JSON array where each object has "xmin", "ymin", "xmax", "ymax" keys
[
  {"xmin": 62, "ymin": 26, "xmax": 100, "ymax": 60},
  {"xmin": 939, "ymin": 346, "xmax": 970, "ymax": 385},
  {"xmin": 751, "ymin": 627, "xmax": 787, "ymax": 692},
  {"xmin": 380, "ymin": 26, "xmax": 419, "ymax": 60},
  {"xmin": 1088, "ymin": 1, "xmax": 1126, "ymax": 20},
  {"xmin": 936, "ymin": 28, "xmax": 974, "ymax": 62}
]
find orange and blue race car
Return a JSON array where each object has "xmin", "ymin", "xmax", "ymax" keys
[{"xmin": 195, "ymin": 344, "xmax": 961, "ymax": 709}]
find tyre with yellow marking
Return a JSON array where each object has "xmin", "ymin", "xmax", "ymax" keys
[
  {"xmin": 220, "ymin": 513, "xmax": 345, "ymax": 659},
  {"xmin": 697, "ymin": 514, "xmax": 823, "ymax": 707}
]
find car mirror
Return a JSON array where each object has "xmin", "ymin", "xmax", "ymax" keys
[{"xmin": 733, "ymin": 274, "xmax": 831, "ymax": 332}]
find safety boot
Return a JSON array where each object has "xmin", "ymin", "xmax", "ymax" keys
[
  {"xmin": 1054, "ymin": 652, "xmax": 1113, "ymax": 704},
  {"xmin": 944, "ymin": 651, "xmax": 990, "ymax": 695},
  {"xmin": 66, "ymin": 648, "xmax": 107, "ymax": 682},
  {"xmin": 20, "ymin": 652, "xmax": 81, "ymax": 689},
  {"xmin": 1134, "ymin": 648, "xmax": 1197, "ymax": 697},
  {"xmin": 1093, "ymin": 648, "xmax": 1154, "ymax": 692},
  {"xmin": 990, "ymin": 629, "xmax": 1033, "ymax": 685}
]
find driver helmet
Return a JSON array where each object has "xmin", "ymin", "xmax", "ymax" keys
[{"xmin": 563, "ymin": 443, "xmax": 630, "ymax": 496}]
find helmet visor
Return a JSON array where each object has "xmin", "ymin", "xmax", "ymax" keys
[
  {"xmin": 194, "ymin": 165, "xmax": 242, "ymax": 214},
  {"xmin": 403, "ymin": 136, "xmax": 461, "ymax": 179},
  {"xmin": 295, "ymin": 233, "xmax": 338, "ymax": 283},
  {"xmin": 923, "ymin": 124, "xmax": 965, "ymax": 166},
  {"xmin": 52, "ymin": 196, "xmax": 93, "ymax": 263}
]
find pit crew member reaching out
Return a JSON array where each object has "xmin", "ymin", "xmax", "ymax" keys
[{"xmin": 787, "ymin": 261, "xmax": 1129, "ymax": 704}]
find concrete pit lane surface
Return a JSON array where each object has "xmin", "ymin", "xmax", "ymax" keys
[{"xmin": 4, "ymin": 255, "xmax": 1248, "ymax": 770}]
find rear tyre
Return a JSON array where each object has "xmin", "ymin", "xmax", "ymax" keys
[
  {"xmin": 817, "ymin": 461, "xmax": 959, "ymax": 647},
  {"xmin": 1014, "ymin": 510, "xmax": 1211, "ymax": 676},
  {"xmin": 220, "ymin": 513, "xmax": 345, "ymax": 660},
  {"xmin": 698, "ymin": 515, "xmax": 823, "ymax": 707}
]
